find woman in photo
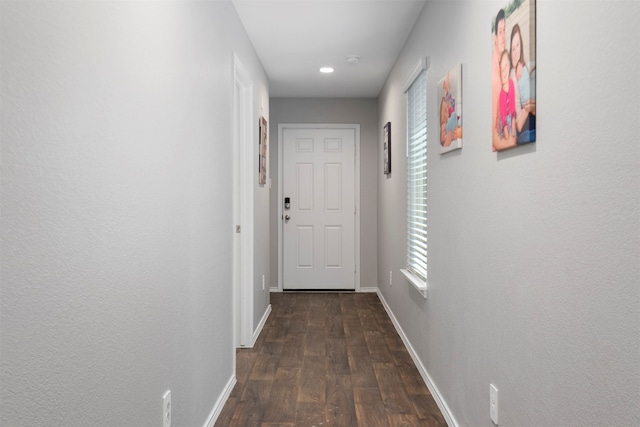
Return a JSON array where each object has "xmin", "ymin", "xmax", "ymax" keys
[{"xmin": 509, "ymin": 24, "xmax": 536, "ymax": 144}]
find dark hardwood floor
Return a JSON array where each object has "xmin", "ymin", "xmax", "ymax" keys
[{"xmin": 215, "ymin": 292, "xmax": 447, "ymax": 427}]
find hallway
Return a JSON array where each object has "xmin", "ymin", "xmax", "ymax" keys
[{"xmin": 216, "ymin": 292, "xmax": 447, "ymax": 426}]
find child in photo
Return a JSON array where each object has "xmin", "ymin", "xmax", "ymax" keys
[
  {"xmin": 497, "ymin": 49, "xmax": 516, "ymax": 142},
  {"xmin": 440, "ymin": 96, "xmax": 461, "ymax": 147}
]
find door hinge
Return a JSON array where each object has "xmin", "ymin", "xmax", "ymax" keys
[{"xmin": 236, "ymin": 225, "xmax": 241, "ymax": 233}]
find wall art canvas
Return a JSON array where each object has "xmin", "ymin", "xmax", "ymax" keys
[
  {"xmin": 383, "ymin": 122, "xmax": 391, "ymax": 174},
  {"xmin": 491, "ymin": 0, "xmax": 536, "ymax": 152},
  {"xmin": 259, "ymin": 116, "xmax": 267, "ymax": 185},
  {"xmin": 438, "ymin": 64, "xmax": 462, "ymax": 154}
]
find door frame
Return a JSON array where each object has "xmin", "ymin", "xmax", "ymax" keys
[
  {"xmin": 277, "ymin": 123, "xmax": 361, "ymax": 292},
  {"xmin": 233, "ymin": 53, "xmax": 254, "ymax": 348}
]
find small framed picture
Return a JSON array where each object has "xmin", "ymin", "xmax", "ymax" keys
[
  {"xmin": 383, "ymin": 122, "xmax": 391, "ymax": 174},
  {"xmin": 438, "ymin": 64, "xmax": 463, "ymax": 154},
  {"xmin": 259, "ymin": 116, "xmax": 267, "ymax": 185}
]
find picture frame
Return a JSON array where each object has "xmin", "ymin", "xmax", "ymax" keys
[
  {"xmin": 491, "ymin": 0, "xmax": 536, "ymax": 152},
  {"xmin": 383, "ymin": 121, "xmax": 391, "ymax": 174},
  {"xmin": 259, "ymin": 116, "xmax": 267, "ymax": 185},
  {"xmin": 438, "ymin": 63, "xmax": 463, "ymax": 154}
]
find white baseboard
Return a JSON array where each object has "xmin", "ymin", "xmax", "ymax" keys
[
  {"xmin": 202, "ymin": 305, "xmax": 271, "ymax": 426},
  {"xmin": 252, "ymin": 304, "xmax": 272, "ymax": 346},
  {"xmin": 203, "ymin": 374, "xmax": 236, "ymax": 427},
  {"xmin": 271, "ymin": 286, "xmax": 375, "ymax": 293},
  {"xmin": 376, "ymin": 290, "xmax": 459, "ymax": 427}
]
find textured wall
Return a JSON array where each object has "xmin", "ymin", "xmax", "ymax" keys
[
  {"xmin": 268, "ymin": 98, "xmax": 378, "ymax": 290},
  {"xmin": 253, "ymin": 81, "xmax": 272, "ymax": 333},
  {"xmin": 378, "ymin": 0, "xmax": 639, "ymax": 425},
  {"xmin": 0, "ymin": 1, "xmax": 268, "ymax": 425}
]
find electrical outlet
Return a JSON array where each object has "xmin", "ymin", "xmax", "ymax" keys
[
  {"xmin": 163, "ymin": 390, "xmax": 171, "ymax": 427},
  {"xmin": 389, "ymin": 270, "xmax": 393, "ymax": 286},
  {"xmin": 490, "ymin": 384, "xmax": 498, "ymax": 425},
  {"xmin": 262, "ymin": 275, "xmax": 265, "ymax": 291}
]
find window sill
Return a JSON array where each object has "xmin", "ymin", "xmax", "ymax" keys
[{"xmin": 400, "ymin": 269, "xmax": 428, "ymax": 299}]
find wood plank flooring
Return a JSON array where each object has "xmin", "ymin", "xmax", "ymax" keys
[{"xmin": 215, "ymin": 292, "xmax": 447, "ymax": 427}]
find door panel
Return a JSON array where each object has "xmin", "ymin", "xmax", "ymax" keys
[
  {"xmin": 324, "ymin": 164, "xmax": 342, "ymax": 211},
  {"xmin": 283, "ymin": 128, "xmax": 355, "ymax": 290},
  {"xmin": 297, "ymin": 163, "xmax": 314, "ymax": 211},
  {"xmin": 297, "ymin": 226, "xmax": 314, "ymax": 268},
  {"xmin": 324, "ymin": 226, "xmax": 343, "ymax": 268}
]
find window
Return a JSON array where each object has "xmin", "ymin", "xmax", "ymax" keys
[{"xmin": 401, "ymin": 58, "xmax": 428, "ymax": 297}]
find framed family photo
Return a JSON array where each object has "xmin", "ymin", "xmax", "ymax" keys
[
  {"xmin": 383, "ymin": 122, "xmax": 391, "ymax": 174},
  {"xmin": 491, "ymin": 0, "xmax": 536, "ymax": 152},
  {"xmin": 259, "ymin": 116, "xmax": 267, "ymax": 185},
  {"xmin": 438, "ymin": 64, "xmax": 462, "ymax": 154}
]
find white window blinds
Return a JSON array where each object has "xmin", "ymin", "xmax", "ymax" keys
[{"xmin": 406, "ymin": 68, "xmax": 427, "ymax": 281}]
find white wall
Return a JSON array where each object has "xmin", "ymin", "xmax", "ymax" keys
[
  {"xmin": 378, "ymin": 0, "xmax": 639, "ymax": 425},
  {"xmin": 268, "ymin": 98, "xmax": 378, "ymax": 290},
  {"xmin": 0, "ymin": 1, "xmax": 268, "ymax": 426}
]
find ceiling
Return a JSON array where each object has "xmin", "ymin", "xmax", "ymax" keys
[{"xmin": 232, "ymin": 0, "xmax": 427, "ymax": 98}]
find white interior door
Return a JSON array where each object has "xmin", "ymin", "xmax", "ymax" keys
[{"xmin": 282, "ymin": 127, "xmax": 355, "ymax": 290}]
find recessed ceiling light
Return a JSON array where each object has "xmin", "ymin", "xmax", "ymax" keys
[{"xmin": 320, "ymin": 67, "xmax": 334, "ymax": 73}]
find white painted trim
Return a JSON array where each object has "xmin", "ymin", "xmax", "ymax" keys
[
  {"xmin": 277, "ymin": 124, "xmax": 284, "ymax": 293},
  {"xmin": 251, "ymin": 304, "xmax": 272, "ymax": 347},
  {"xmin": 359, "ymin": 287, "xmax": 378, "ymax": 293},
  {"xmin": 277, "ymin": 123, "xmax": 361, "ymax": 292},
  {"xmin": 400, "ymin": 268, "xmax": 428, "ymax": 298},
  {"xmin": 402, "ymin": 57, "xmax": 428, "ymax": 93},
  {"xmin": 202, "ymin": 374, "xmax": 237, "ymax": 427},
  {"xmin": 354, "ymin": 125, "xmax": 361, "ymax": 293},
  {"xmin": 376, "ymin": 290, "xmax": 458, "ymax": 427},
  {"xmin": 233, "ymin": 53, "xmax": 254, "ymax": 348},
  {"xmin": 269, "ymin": 286, "xmax": 280, "ymax": 293}
]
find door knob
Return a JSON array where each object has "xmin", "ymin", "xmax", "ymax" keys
[{"xmin": 284, "ymin": 215, "xmax": 291, "ymax": 221}]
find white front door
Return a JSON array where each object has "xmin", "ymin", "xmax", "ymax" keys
[{"xmin": 282, "ymin": 127, "xmax": 356, "ymax": 290}]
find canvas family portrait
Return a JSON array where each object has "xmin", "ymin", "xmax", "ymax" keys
[
  {"xmin": 259, "ymin": 116, "xmax": 267, "ymax": 185},
  {"xmin": 491, "ymin": 0, "xmax": 536, "ymax": 152},
  {"xmin": 383, "ymin": 122, "xmax": 391, "ymax": 174},
  {"xmin": 438, "ymin": 64, "xmax": 462, "ymax": 154}
]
